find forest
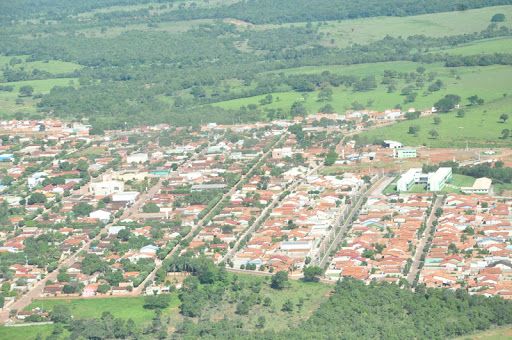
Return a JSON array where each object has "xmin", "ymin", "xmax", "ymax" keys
[
  {"xmin": 30, "ymin": 256, "xmax": 512, "ymax": 339},
  {"xmin": 0, "ymin": 1, "xmax": 511, "ymax": 134}
]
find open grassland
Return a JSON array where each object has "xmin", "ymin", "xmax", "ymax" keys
[
  {"xmin": 0, "ymin": 324, "xmax": 57, "ymax": 340},
  {"xmin": 359, "ymin": 95, "xmax": 512, "ymax": 148},
  {"xmin": 213, "ymin": 63, "xmax": 512, "ymax": 115},
  {"xmin": 0, "ymin": 77, "xmax": 78, "ymax": 116},
  {"xmin": 443, "ymin": 37, "xmax": 512, "ymax": 55},
  {"xmin": 254, "ymin": 6, "xmax": 512, "ymax": 48},
  {"xmin": 26, "ymin": 295, "xmax": 180, "ymax": 325},
  {"xmin": 0, "ymin": 55, "xmax": 82, "ymax": 74}
]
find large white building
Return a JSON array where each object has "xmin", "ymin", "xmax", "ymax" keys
[
  {"xmin": 428, "ymin": 167, "xmax": 452, "ymax": 191},
  {"xmin": 396, "ymin": 167, "xmax": 452, "ymax": 192},
  {"xmin": 89, "ymin": 180, "xmax": 124, "ymax": 196},
  {"xmin": 126, "ymin": 153, "xmax": 149, "ymax": 164}
]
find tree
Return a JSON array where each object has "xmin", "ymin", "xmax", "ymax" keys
[
  {"xmin": 282, "ymin": 299, "xmax": 294, "ymax": 312},
  {"xmin": 428, "ymin": 129, "xmax": 439, "ymax": 139},
  {"xmin": 501, "ymin": 129, "xmax": 510, "ymax": 139},
  {"xmin": 27, "ymin": 192, "xmax": 47, "ymax": 205},
  {"xmin": 290, "ymin": 101, "xmax": 307, "ymax": 118},
  {"xmin": 456, "ymin": 109, "xmax": 465, "ymax": 118},
  {"xmin": 256, "ymin": 315, "xmax": 266, "ymax": 328},
  {"xmin": 303, "ymin": 266, "xmax": 323, "ymax": 282},
  {"xmin": 144, "ymin": 294, "xmax": 171, "ymax": 310},
  {"xmin": 324, "ymin": 149, "xmax": 338, "ymax": 166},
  {"xmin": 433, "ymin": 116, "xmax": 441, "ymax": 125},
  {"xmin": 50, "ymin": 305, "xmax": 72, "ymax": 324},
  {"xmin": 434, "ymin": 94, "xmax": 461, "ymax": 112},
  {"xmin": 491, "ymin": 13, "xmax": 506, "ymax": 22},
  {"xmin": 467, "ymin": 95, "xmax": 484, "ymax": 106},
  {"xmin": 317, "ymin": 87, "xmax": 333, "ymax": 102},
  {"xmin": 72, "ymin": 202, "xmax": 94, "ymax": 216},
  {"xmin": 499, "ymin": 113, "xmax": 509, "ymax": 123},
  {"xmin": 408, "ymin": 125, "xmax": 419, "ymax": 136},
  {"xmin": 19, "ymin": 85, "xmax": 34, "ymax": 97},
  {"xmin": 142, "ymin": 203, "xmax": 160, "ymax": 213},
  {"xmin": 270, "ymin": 271, "xmax": 289, "ymax": 290}
]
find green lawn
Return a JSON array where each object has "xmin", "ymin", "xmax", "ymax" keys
[
  {"xmin": 0, "ymin": 324, "xmax": 57, "ymax": 340},
  {"xmin": 26, "ymin": 295, "xmax": 180, "ymax": 325}
]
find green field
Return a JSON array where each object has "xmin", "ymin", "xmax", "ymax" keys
[
  {"xmin": 359, "ymin": 93, "xmax": 512, "ymax": 148},
  {"xmin": 26, "ymin": 295, "xmax": 180, "ymax": 325},
  {"xmin": 0, "ymin": 324, "xmax": 57, "ymax": 340},
  {"xmin": 213, "ymin": 63, "xmax": 512, "ymax": 116},
  {"xmin": 444, "ymin": 37, "xmax": 512, "ymax": 55},
  {"xmin": 256, "ymin": 5, "xmax": 512, "ymax": 48},
  {"xmin": 0, "ymin": 77, "xmax": 78, "ymax": 116}
]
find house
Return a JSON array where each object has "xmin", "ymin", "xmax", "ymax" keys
[
  {"xmin": 89, "ymin": 210, "xmax": 111, "ymax": 223},
  {"xmin": 127, "ymin": 153, "xmax": 149, "ymax": 164},
  {"xmin": 461, "ymin": 177, "xmax": 492, "ymax": 194},
  {"xmin": 89, "ymin": 180, "xmax": 124, "ymax": 196},
  {"xmin": 112, "ymin": 191, "xmax": 139, "ymax": 204}
]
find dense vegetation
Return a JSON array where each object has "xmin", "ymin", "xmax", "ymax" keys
[
  {"xmin": 175, "ymin": 278, "xmax": 512, "ymax": 339},
  {"xmin": 0, "ymin": 0, "xmax": 510, "ymax": 132}
]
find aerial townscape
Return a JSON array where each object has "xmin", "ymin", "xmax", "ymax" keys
[{"xmin": 1, "ymin": 1, "xmax": 512, "ymax": 339}]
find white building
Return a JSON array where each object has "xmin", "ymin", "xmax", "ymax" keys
[
  {"xmin": 428, "ymin": 167, "xmax": 452, "ymax": 191},
  {"xmin": 89, "ymin": 180, "xmax": 124, "ymax": 196},
  {"xmin": 28, "ymin": 172, "xmax": 47, "ymax": 189},
  {"xmin": 461, "ymin": 177, "xmax": 492, "ymax": 194},
  {"xmin": 112, "ymin": 191, "xmax": 139, "ymax": 204},
  {"xmin": 89, "ymin": 210, "xmax": 111, "ymax": 223},
  {"xmin": 272, "ymin": 147, "xmax": 293, "ymax": 159},
  {"xmin": 127, "ymin": 153, "xmax": 149, "ymax": 164},
  {"xmin": 383, "ymin": 140, "xmax": 403, "ymax": 149},
  {"xmin": 397, "ymin": 168, "xmax": 421, "ymax": 192}
]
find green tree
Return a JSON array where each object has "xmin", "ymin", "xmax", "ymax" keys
[
  {"xmin": 19, "ymin": 85, "xmax": 34, "ymax": 97},
  {"xmin": 499, "ymin": 113, "xmax": 509, "ymax": 123},
  {"xmin": 428, "ymin": 129, "xmax": 439, "ymax": 139},
  {"xmin": 50, "ymin": 305, "xmax": 72, "ymax": 324},
  {"xmin": 433, "ymin": 116, "xmax": 441, "ymax": 125},
  {"xmin": 290, "ymin": 101, "xmax": 307, "ymax": 118},
  {"xmin": 270, "ymin": 271, "xmax": 289, "ymax": 290},
  {"xmin": 491, "ymin": 13, "xmax": 506, "ymax": 22},
  {"xmin": 303, "ymin": 266, "xmax": 323, "ymax": 282},
  {"xmin": 144, "ymin": 294, "xmax": 171, "ymax": 310},
  {"xmin": 27, "ymin": 193, "xmax": 47, "ymax": 205},
  {"xmin": 142, "ymin": 203, "xmax": 160, "ymax": 213},
  {"xmin": 501, "ymin": 129, "xmax": 510, "ymax": 139},
  {"xmin": 324, "ymin": 149, "xmax": 338, "ymax": 166},
  {"xmin": 434, "ymin": 94, "xmax": 461, "ymax": 112},
  {"xmin": 72, "ymin": 202, "xmax": 94, "ymax": 216}
]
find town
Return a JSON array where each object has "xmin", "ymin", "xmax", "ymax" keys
[{"xmin": 0, "ymin": 108, "xmax": 511, "ymax": 326}]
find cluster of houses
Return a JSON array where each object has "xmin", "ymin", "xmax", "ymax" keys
[
  {"xmin": 419, "ymin": 194, "xmax": 512, "ymax": 299},
  {"xmin": 326, "ymin": 194, "xmax": 432, "ymax": 283}
]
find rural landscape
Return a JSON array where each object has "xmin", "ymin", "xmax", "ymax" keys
[{"xmin": 1, "ymin": 0, "xmax": 512, "ymax": 339}]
